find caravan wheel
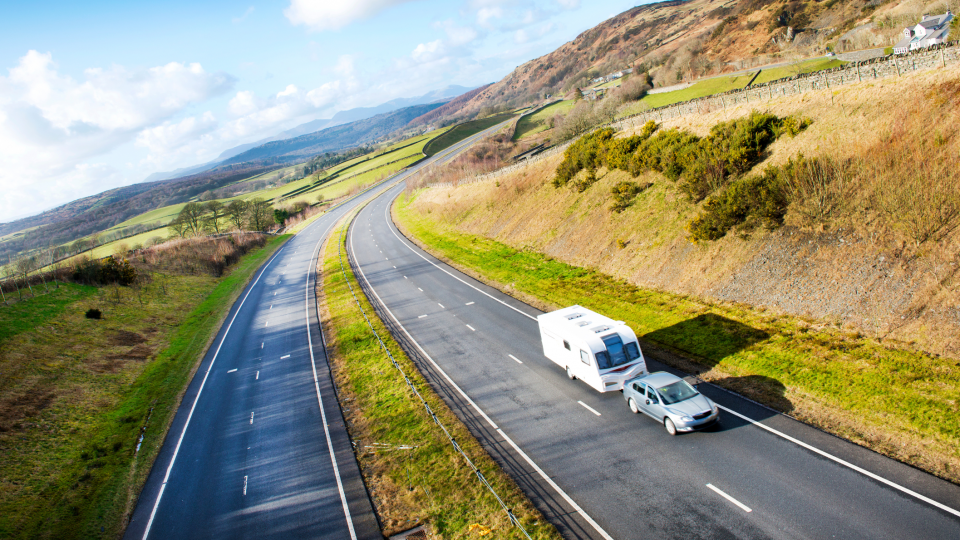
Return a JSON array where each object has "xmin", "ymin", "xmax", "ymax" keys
[{"xmin": 566, "ymin": 367, "xmax": 576, "ymax": 380}]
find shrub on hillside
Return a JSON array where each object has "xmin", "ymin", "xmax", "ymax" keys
[
  {"xmin": 610, "ymin": 181, "xmax": 649, "ymax": 213},
  {"xmin": 72, "ymin": 256, "xmax": 138, "ymax": 286},
  {"xmin": 687, "ymin": 165, "xmax": 790, "ymax": 242}
]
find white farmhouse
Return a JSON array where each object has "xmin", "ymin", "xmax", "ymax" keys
[{"xmin": 893, "ymin": 12, "xmax": 953, "ymax": 54}]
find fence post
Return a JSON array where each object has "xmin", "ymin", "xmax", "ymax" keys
[
  {"xmin": 941, "ymin": 47, "xmax": 946, "ymax": 68},
  {"xmin": 856, "ymin": 62, "xmax": 862, "ymax": 82}
]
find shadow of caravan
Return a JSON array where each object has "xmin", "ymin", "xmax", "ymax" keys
[
  {"xmin": 537, "ymin": 305, "xmax": 649, "ymax": 392},
  {"xmin": 642, "ymin": 313, "xmax": 770, "ymax": 368}
]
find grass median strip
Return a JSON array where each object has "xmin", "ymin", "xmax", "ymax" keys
[
  {"xmin": 318, "ymin": 213, "xmax": 559, "ymax": 539},
  {"xmin": 394, "ymin": 194, "xmax": 960, "ymax": 484},
  {"xmin": 0, "ymin": 234, "xmax": 288, "ymax": 539}
]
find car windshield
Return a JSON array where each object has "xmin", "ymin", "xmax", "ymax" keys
[
  {"xmin": 656, "ymin": 380, "xmax": 699, "ymax": 405},
  {"xmin": 597, "ymin": 334, "xmax": 639, "ymax": 370}
]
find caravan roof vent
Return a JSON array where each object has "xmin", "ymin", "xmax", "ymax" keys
[
  {"xmin": 593, "ymin": 325, "xmax": 611, "ymax": 334},
  {"xmin": 577, "ymin": 321, "xmax": 591, "ymax": 327},
  {"xmin": 566, "ymin": 313, "xmax": 584, "ymax": 320}
]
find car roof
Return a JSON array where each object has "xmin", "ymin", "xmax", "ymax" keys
[{"xmin": 627, "ymin": 371, "xmax": 682, "ymax": 388}]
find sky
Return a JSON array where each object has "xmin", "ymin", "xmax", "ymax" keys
[{"xmin": 1, "ymin": 0, "xmax": 642, "ymax": 222}]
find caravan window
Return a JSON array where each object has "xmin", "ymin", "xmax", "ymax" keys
[
  {"xmin": 563, "ymin": 340, "xmax": 571, "ymax": 350},
  {"xmin": 625, "ymin": 341, "xmax": 641, "ymax": 360},
  {"xmin": 599, "ymin": 334, "xmax": 633, "ymax": 370},
  {"xmin": 580, "ymin": 350, "xmax": 590, "ymax": 365}
]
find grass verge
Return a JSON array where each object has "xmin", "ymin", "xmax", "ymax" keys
[
  {"xmin": 424, "ymin": 112, "xmax": 517, "ymax": 156},
  {"xmin": 0, "ymin": 234, "xmax": 289, "ymax": 539},
  {"xmin": 318, "ymin": 214, "xmax": 559, "ymax": 539},
  {"xmin": 393, "ymin": 194, "xmax": 960, "ymax": 484},
  {"xmin": 513, "ymin": 101, "xmax": 575, "ymax": 141}
]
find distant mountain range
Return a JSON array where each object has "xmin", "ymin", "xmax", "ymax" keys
[{"xmin": 144, "ymin": 85, "xmax": 473, "ymax": 182}]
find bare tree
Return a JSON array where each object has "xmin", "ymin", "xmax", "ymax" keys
[
  {"xmin": 15, "ymin": 256, "xmax": 36, "ymax": 299},
  {"xmin": 226, "ymin": 200, "xmax": 249, "ymax": 231},
  {"xmin": 205, "ymin": 200, "xmax": 226, "ymax": 234},
  {"xmin": 178, "ymin": 202, "xmax": 207, "ymax": 236},
  {"xmin": 248, "ymin": 198, "xmax": 274, "ymax": 231}
]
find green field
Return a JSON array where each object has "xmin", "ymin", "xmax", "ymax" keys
[
  {"xmin": 423, "ymin": 112, "xmax": 517, "ymax": 156},
  {"xmin": 512, "ymin": 100, "xmax": 575, "ymax": 141},
  {"xmin": 619, "ymin": 58, "xmax": 845, "ymax": 115},
  {"xmin": 31, "ymin": 128, "xmax": 444, "ymax": 271}
]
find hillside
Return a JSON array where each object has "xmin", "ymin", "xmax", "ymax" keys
[
  {"xmin": 442, "ymin": 0, "xmax": 929, "ymax": 120},
  {"xmin": 222, "ymin": 102, "xmax": 445, "ymax": 164},
  {"xmin": 403, "ymin": 61, "xmax": 960, "ymax": 375}
]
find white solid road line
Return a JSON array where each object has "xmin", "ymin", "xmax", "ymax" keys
[
  {"xmin": 717, "ymin": 405, "xmax": 960, "ymax": 518},
  {"xmin": 508, "ymin": 354, "xmax": 522, "ymax": 364},
  {"xmin": 497, "ymin": 428, "xmax": 615, "ymax": 540},
  {"xmin": 706, "ymin": 483, "xmax": 752, "ymax": 512},
  {"xmin": 304, "ymin": 221, "xmax": 359, "ymax": 540},
  {"xmin": 349, "ymin": 218, "xmax": 615, "ymax": 540},
  {"xmin": 466, "ymin": 325, "xmax": 476, "ymax": 331},
  {"xmin": 243, "ymin": 476, "xmax": 248, "ymax": 496},
  {"xmin": 578, "ymin": 401, "xmax": 602, "ymax": 416},
  {"xmin": 280, "ymin": 354, "xmax": 291, "ymax": 359},
  {"xmin": 227, "ymin": 369, "xmax": 237, "ymax": 373},
  {"xmin": 250, "ymin": 412, "xmax": 254, "ymax": 425},
  {"xmin": 140, "ymin": 245, "xmax": 286, "ymax": 540}
]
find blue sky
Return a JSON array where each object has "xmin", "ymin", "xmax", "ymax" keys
[{"xmin": 1, "ymin": 0, "xmax": 641, "ymax": 221}]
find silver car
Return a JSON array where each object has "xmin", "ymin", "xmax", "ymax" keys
[{"xmin": 623, "ymin": 372, "xmax": 719, "ymax": 435}]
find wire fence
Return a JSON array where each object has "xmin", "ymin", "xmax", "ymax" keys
[{"xmin": 334, "ymin": 216, "xmax": 534, "ymax": 539}]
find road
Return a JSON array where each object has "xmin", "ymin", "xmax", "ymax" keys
[
  {"xmin": 123, "ymin": 121, "xmax": 513, "ymax": 540},
  {"xmin": 346, "ymin": 180, "xmax": 960, "ymax": 539}
]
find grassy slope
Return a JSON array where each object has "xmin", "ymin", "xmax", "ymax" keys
[
  {"xmin": 513, "ymin": 101, "xmax": 575, "ymax": 141},
  {"xmin": 392, "ymin": 64, "xmax": 960, "ymax": 483},
  {"xmin": 394, "ymin": 195, "xmax": 960, "ymax": 484},
  {"xmin": 423, "ymin": 113, "xmax": 517, "ymax": 156},
  {"xmin": 0, "ymin": 235, "xmax": 289, "ymax": 539},
  {"xmin": 320, "ymin": 216, "xmax": 558, "ymax": 539}
]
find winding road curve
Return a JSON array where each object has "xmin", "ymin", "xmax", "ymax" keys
[
  {"xmin": 344, "ymin": 179, "xmax": 960, "ymax": 540},
  {"xmin": 123, "ymin": 121, "xmax": 511, "ymax": 540}
]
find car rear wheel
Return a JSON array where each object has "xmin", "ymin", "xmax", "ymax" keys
[
  {"xmin": 664, "ymin": 418, "xmax": 677, "ymax": 436},
  {"xmin": 628, "ymin": 398, "xmax": 640, "ymax": 414},
  {"xmin": 566, "ymin": 367, "xmax": 576, "ymax": 380}
]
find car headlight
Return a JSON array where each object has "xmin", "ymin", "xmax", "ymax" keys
[{"xmin": 680, "ymin": 416, "xmax": 693, "ymax": 422}]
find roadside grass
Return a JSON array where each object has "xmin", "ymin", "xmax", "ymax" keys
[
  {"xmin": 393, "ymin": 196, "xmax": 960, "ymax": 484},
  {"xmin": 424, "ymin": 112, "xmax": 517, "ymax": 156},
  {"xmin": 318, "ymin": 215, "xmax": 559, "ymax": 539},
  {"xmin": 620, "ymin": 58, "xmax": 846, "ymax": 114},
  {"xmin": 0, "ymin": 235, "xmax": 289, "ymax": 539},
  {"xmin": 513, "ymin": 101, "xmax": 575, "ymax": 141}
]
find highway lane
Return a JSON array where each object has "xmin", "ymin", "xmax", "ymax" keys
[
  {"xmin": 123, "ymin": 121, "xmax": 512, "ymax": 540},
  {"xmin": 347, "ymin": 180, "xmax": 960, "ymax": 540}
]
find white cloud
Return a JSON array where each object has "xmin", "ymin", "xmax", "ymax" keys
[
  {"xmin": 555, "ymin": 0, "xmax": 580, "ymax": 9},
  {"xmin": 476, "ymin": 6, "xmax": 503, "ymax": 27},
  {"xmin": 233, "ymin": 6, "xmax": 255, "ymax": 23},
  {"xmin": 135, "ymin": 112, "xmax": 218, "ymax": 157},
  {"xmin": 284, "ymin": 0, "xmax": 420, "ymax": 31},
  {"xmin": 434, "ymin": 20, "xmax": 480, "ymax": 47},
  {"xmin": 0, "ymin": 50, "xmax": 233, "ymax": 220}
]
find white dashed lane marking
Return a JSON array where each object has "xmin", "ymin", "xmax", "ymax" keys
[
  {"xmin": 707, "ymin": 484, "xmax": 752, "ymax": 513},
  {"xmin": 578, "ymin": 401, "xmax": 601, "ymax": 416},
  {"xmin": 418, "ymin": 315, "xmax": 428, "ymax": 319},
  {"xmin": 466, "ymin": 325, "xmax": 476, "ymax": 331},
  {"xmin": 227, "ymin": 368, "xmax": 237, "ymax": 373},
  {"xmin": 466, "ymin": 302, "xmax": 474, "ymax": 305},
  {"xmin": 509, "ymin": 354, "xmax": 522, "ymax": 364}
]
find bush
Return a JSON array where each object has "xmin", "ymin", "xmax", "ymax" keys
[
  {"xmin": 687, "ymin": 166, "xmax": 790, "ymax": 242},
  {"xmin": 553, "ymin": 128, "xmax": 615, "ymax": 187},
  {"xmin": 610, "ymin": 181, "xmax": 647, "ymax": 213},
  {"xmin": 85, "ymin": 308, "xmax": 102, "ymax": 319}
]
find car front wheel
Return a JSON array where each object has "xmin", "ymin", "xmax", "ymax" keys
[
  {"xmin": 566, "ymin": 367, "xmax": 576, "ymax": 380},
  {"xmin": 664, "ymin": 418, "xmax": 677, "ymax": 436},
  {"xmin": 628, "ymin": 399, "xmax": 639, "ymax": 414}
]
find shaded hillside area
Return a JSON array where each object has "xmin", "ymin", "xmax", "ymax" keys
[{"xmin": 222, "ymin": 102, "xmax": 445, "ymax": 164}]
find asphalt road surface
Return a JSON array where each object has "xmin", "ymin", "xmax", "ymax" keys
[
  {"xmin": 345, "ymin": 180, "xmax": 960, "ymax": 540},
  {"xmin": 123, "ymin": 121, "xmax": 512, "ymax": 540}
]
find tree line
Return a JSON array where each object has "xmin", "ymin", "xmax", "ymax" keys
[{"xmin": 169, "ymin": 197, "xmax": 277, "ymax": 238}]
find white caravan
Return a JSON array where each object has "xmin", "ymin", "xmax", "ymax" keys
[{"xmin": 537, "ymin": 305, "xmax": 647, "ymax": 392}]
